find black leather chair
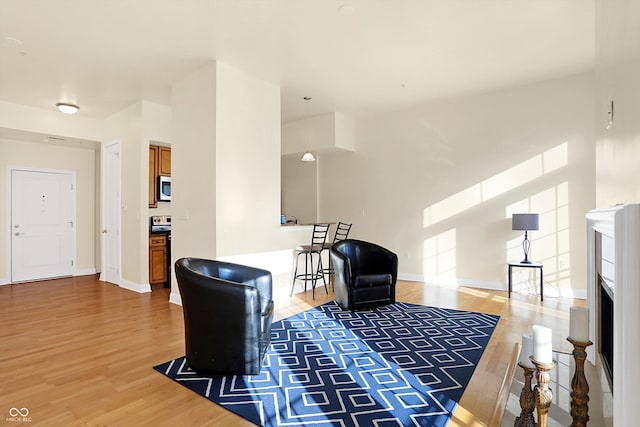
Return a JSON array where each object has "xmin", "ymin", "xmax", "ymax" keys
[
  {"xmin": 330, "ymin": 239, "xmax": 398, "ymax": 311},
  {"xmin": 174, "ymin": 258, "xmax": 274, "ymax": 376}
]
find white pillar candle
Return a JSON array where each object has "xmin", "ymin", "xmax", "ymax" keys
[
  {"xmin": 569, "ymin": 306, "xmax": 590, "ymax": 342},
  {"xmin": 532, "ymin": 325, "xmax": 553, "ymax": 364},
  {"xmin": 519, "ymin": 334, "xmax": 535, "ymax": 368}
]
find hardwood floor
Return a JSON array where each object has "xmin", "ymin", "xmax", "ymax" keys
[{"xmin": 0, "ymin": 275, "xmax": 589, "ymax": 426}]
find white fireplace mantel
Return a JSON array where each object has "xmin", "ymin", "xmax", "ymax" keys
[{"xmin": 586, "ymin": 204, "xmax": 640, "ymax": 427}]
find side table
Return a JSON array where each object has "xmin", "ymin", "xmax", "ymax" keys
[{"xmin": 508, "ymin": 261, "xmax": 544, "ymax": 301}]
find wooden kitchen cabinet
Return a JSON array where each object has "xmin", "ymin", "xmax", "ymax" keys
[
  {"xmin": 149, "ymin": 145, "xmax": 158, "ymax": 208},
  {"xmin": 149, "ymin": 144, "xmax": 171, "ymax": 207},
  {"xmin": 158, "ymin": 146, "xmax": 171, "ymax": 176},
  {"xmin": 149, "ymin": 234, "xmax": 167, "ymax": 286}
]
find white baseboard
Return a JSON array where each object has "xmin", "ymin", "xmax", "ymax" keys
[
  {"xmin": 559, "ymin": 288, "xmax": 587, "ymax": 299},
  {"xmin": 0, "ymin": 272, "xmax": 98, "ymax": 285},
  {"xmin": 74, "ymin": 268, "xmax": 97, "ymax": 277},
  {"xmin": 398, "ymin": 272, "xmax": 503, "ymax": 290},
  {"xmin": 119, "ymin": 279, "xmax": 151, "ymax": 293},
  {"xmin": 397, "ymin": 272, "xmax": 425, "ymax": 283},
  {"xmin": 0, "ymin": 269, "xmax": 586, "ymax": 300},
  {"xmin": 169, "ymin": 291, "xmax": 182, "ymax": 306},
  {"xmin": 398, "ymin": 272, "xmax": 587, "ymax": 300}
]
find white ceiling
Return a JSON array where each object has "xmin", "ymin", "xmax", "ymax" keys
[{"xmin": 0, "ymin": 0, "xmax": 594, "ymax": 123}]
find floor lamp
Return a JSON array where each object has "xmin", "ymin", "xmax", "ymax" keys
[{"xmin": 512, "ymin": 213, "xmax": 539, "ymax": 264}]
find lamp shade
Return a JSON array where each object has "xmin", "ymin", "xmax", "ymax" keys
[{"xmin": 512, "ymin": 213, "xmax": 539, "ymax": 231}]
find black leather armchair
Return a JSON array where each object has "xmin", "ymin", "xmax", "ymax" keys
[
  {"xmin": 330, "ymin": 239, "xmax": 398, "ymax": 311},
  {"xmin": 174, "ymin": 258, "xmax": 274, "ymax": 376}
]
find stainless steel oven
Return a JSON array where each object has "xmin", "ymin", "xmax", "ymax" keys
[{"xmin": 150, "ymin": 215, "xmax": 171, "ymax": 288}]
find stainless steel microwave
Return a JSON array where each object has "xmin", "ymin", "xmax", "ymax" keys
[{"xmin": 158, "ymin": 176, "xmax": 171, "ymax": 201}]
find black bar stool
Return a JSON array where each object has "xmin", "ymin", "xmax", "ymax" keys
[{"xmin": 290, "ymin": 223, "xmax": 330, "ymax": 299}]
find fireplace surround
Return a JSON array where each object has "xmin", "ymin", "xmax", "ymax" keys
[{"xmin": 586, "ymin": 204, "xmax": 640, "ymax": 427}]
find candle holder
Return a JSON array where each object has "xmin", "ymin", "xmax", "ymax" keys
[
  {"xmin": 514, "ymin": 362, "xmax": 537, "ymax": 427},
  {"xmin": 530, "ymin": 357, "xmax": 557, "ymax": 427},
  {"xmin": 567, "ymin": 337, "xmax": 593, "ymax": 427}
]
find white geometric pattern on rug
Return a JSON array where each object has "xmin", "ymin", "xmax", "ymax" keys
[{"xmin": 154, "ymin": 302, "xmax": 499, "ymax": 427}]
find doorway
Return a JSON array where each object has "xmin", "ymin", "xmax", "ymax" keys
[
  {"xmin": 100, "ymin": 140, "xmax": 121, "ymax": 285},
  {"xmin": 10, "ymin": 168, "xmax": 76, "ymax": 282}
]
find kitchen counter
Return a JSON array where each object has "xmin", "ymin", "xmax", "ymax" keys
[
  {"xmin": 281, "ymin": 221, "xmax": 335, "ymax": 227},
  {"xmin": 280, "ymin": 223, "xmax": 313, "ymax": 231}
]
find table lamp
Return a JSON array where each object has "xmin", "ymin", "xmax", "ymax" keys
[{"xmin": 512, "ymin": 213, "xmax": 539, "ymax": 264}]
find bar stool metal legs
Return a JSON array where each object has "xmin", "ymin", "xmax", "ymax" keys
[{"xmin": 290, "ymin": 250, "xmax": 327, "ymax": 298}]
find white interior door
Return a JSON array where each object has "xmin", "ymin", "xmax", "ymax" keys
[
  {"xmin": 11, "ymin": 169, "xmax": 75, "ymax": 282},
  {"xmin": 101, "ymin": 141, "xmax": 121, "ymax": 285}
]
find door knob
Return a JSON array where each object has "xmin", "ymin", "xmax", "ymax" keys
[
  {"xmin": 101, "ymin": 229, "xmax": 107, "ymax": 234},
  {"xmin": 14, "ymin": 224, "xmax": 19, "ymax": 228},
  {"xmin": 14, "ymin": 232, "xmax": 21, "ymax": 236}
]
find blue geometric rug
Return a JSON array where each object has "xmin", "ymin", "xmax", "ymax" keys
[{"xmin": 154, "ymin": 302, "xmax": 499, "ymax": 426}]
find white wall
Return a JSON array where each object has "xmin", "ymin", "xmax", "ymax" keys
[
  {"xmin": 100, "ymin": 100, "xmax": 172, "ymax": 290},
  {"xmin": 170, "ymin": 61, "xmax": 312, "ymax": 303},
  {"xmin": 171, "ymin": 60, "xmax": 285, "ymax": 264},
  {"xmin": 594, "ymin": 2, "xmax": 640, "ymax": 424},
  {"xmin": 215, "ymin": 61, "xmax": 282, "ymax": 256},
  {"xmin": 0, "ymin": 66, "xmax": 600, "ymax": 302},
  {"xmin": 282, "ymin": 113, "xmax": 336, "ymax": 155},
  {"xmin": 146, "ymin": 101, "xmax": 174, "ymax": 218},
  {"xmin": 319, "ymin": 73, "xmax": 595, "ymax": 297},
  {"xmin": 170, "ymin": 62, "xmax": 218, "ymax": 274},
  {"xmin": 0, "ymin": 101, "xmax": 103, "ymax": 284},
  {"xmin": 0, "ymin": 100, "xmax": 103, "ymax": 141},
  {"xmin": 282, "ymin": 112, "xmax": 355, "ymax": 156},
  {"xmin": 595, "ymin": 0, "xmax": 640, "ymax": 207},
  {"xmin": 142, "ymin": 101, "xmax": 172, "ymax": 145},
  {"xmin": 281, "ymin": 154, "xmax": 318, "ymax": 224},
  {"xmin": 102, "ymin": 103, "xmax": 148, "ymax": 288},
  {"xmin": 0, "ymin": 137, "xmax": 97, "ymax": 282}
]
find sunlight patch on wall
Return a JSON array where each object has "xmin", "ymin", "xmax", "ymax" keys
[
  {"xmin": 543, "ymin": 143, "xmax": 568, "ymax": 174},
  {"xmin": 482, "ymin": 156, "xmax": 541, "ymax": 200},
  {"xmin": 423, "ymin": 228, "xmax": 457, "ymax": 279},
  {"xmin": 506, "ymin": 182, "xmax": 570, "ymax": 291},
  {"xmin": 423, "ymin": 186, "xmax": 481, "ymax": 229},
  {"xmin": 424, "ymin": 142, "xmax": 568, "ymax": 228}
]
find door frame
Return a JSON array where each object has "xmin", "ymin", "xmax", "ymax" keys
[
  {"xmin": 100, "ymin": 140, "xmax": 122, "ymax": 285},
  {"xmin": 6, "ymin": 166, "xmax": 77, "ymax": 283}
]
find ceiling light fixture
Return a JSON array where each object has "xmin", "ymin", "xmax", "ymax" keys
[
  {"xmin": 56, "ymin": 102, "xmax": 79, "ymax": 115},
  {"xmin": 301, "ymin": 151, "xmax": 316, "ymax": 162}
]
